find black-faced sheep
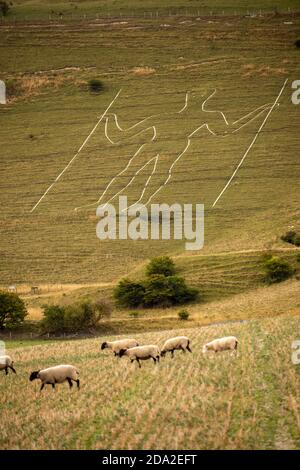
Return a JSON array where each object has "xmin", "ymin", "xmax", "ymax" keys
[
  {"xmin": 202, "ymin": 336, "xmax": 238, "ymax": 354},
  {"xmin": 0, "ymin": 355, "xmax": 16, "ymax": 375},
  {"xmin": 101, "ymin": 339, "xmax": 139, "ymax": 357},
  {"xmin": 29, "ymin": 365, "xmax": 80, "ymax": 392},
  {"xmin": 119, "ymin": 345, "xmax": 160, "ymax": 368},
  {"xmin": 160, "ymin": 336, "xmax": 191, "ymax": 358}
]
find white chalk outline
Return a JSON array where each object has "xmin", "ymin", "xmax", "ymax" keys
[
  {"xmin": 30, "ymin": 85, "xmax": 285, "ymax": 213},
  {"xmin": 212, "ymin": 78, "xmax": 288, "ymax": 207},
  {"xmin": 77, "ymin": 90, "xmax": 273, "ymax": 212},
  {"xmin": 30, "ymin": 89, "xmax": 122, "ymax": 213},
  {"xmin": 74, "ymin": 122, "xmax": 158, "ymax": 211},
  {"xmin": 75, "ymin": 94, "xmax": 189, "ymax": 211},
  {"xmin": 127, "ymin": 90, "xmax": 274, "ymax": 208},
  {"xmin": 202, "ymin": 89, "xmax": 229, "ymax": 126}
]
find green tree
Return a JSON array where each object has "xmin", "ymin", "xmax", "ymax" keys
[
  {"xmin": 64, "ymin": 299, "xmax": 112, "ymax": 331},
  {"xmin": 143, "ymin": 275, "xmax": 198, "ymax": 307},
  {"xmin": 113, "ymin": 279, "xmax": 145, "ymax": 308},
  {"xmin": 146, "ymin": 256, "xmax": 176, "ymax": 277},
  {"xmin": 41, "ymin": 299, "xmax": 112, "ymax": 333},
  {"xmin": 166, "ymin": 276, "xmax": 198, "ymax": 305},
  {"xmin": 114, "ymin": 256, "xmax": 199, "ymax": 308},
  {"xmin": 143, "ymin": 274, "xmax": 173, "ymax": 307},
  {"xmin": 40, "ymin": 305, "xmax": 65, "ymax": 333},
  {"xmin": 0, "ymin": 291, "xmax": 27, "ymax": 329}
]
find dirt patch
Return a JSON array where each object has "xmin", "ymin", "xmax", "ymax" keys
[
  {"xmin": 131, "ymin": 66, "xmax": 156, "ymax": 77},
  {"xmin": 242, "ymin": 64, "xmax": 288, "ymax": 78},
  {"xmin": 5, "ymin": 71, "xmax": 85, "ymax": 104}
]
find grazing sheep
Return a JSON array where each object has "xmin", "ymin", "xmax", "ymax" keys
[
  {"xmin": 161, "ymin": 336, "xmax": 192, "ymax": 358},
  {"xmin": 29, "ymin": 365, "xmax": 80, "ymax": 392},
  {"xmin": 0, "ymin": 355, "xmax": 16, "ymax": 375},
  {"xmin": 202, "ymin": 336, "xmax": 238, "ymax": 354},
  {"xmin": 119, "ymin": 345, "xmax": 160, "ymax": 368},
  {"xmin": 101, "ymin": 339, "xmax": 139, "ymax": 357}
]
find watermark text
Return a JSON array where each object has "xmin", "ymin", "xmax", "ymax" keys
[{"xmin": 96, "ymin": 197, "xmax": 204, "ymax": 251}]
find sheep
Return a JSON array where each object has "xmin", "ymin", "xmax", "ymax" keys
[
  {"xmin": 29, "ymin": 365, "xmax": 80, "ymax": 392},
  {"xmin": 202, "ymin": 336, "xmax": 238, "ymax": 354},
  {"xmin": 119, "ymin": 345, "xmax": 160, "ymax": 368},
  {"xmin": 160, "ymin": 336, "xmax": 192, "ymax": 358},
  {"xmin": 0, "ymin": 355, "xmax": 16, "ymax": 375},
  {"xmin": 101, "ymin": 338, "xmax": 139, "ymax": 357}
]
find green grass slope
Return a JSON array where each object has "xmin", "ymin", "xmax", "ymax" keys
[{"xmin": 0, "ymin": 14, "xmax": 299, "ymax": 285}]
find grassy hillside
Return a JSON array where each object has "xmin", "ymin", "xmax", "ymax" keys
[
  {"xmin": 1, "ymin": 2, "xmax": 300, "ymax": 453},
  {"xmin": 1, "ymin": 314, "xmax": 300, "ymax": 449},
  {"xmin": 4, "ymin": 0, "xmax": 300, "ymax": 21},
  {"xmin": 14, "ymin": 247, "xmax": 297, "ymax": 325},
  {"xmin": 0, "ymin": 13, "xmax": 299, "ymax": 285}
]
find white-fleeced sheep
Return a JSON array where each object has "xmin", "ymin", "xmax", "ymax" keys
[
  {"xmin": 160, "ymin": 336, "xmax": 192, "ymax": 358},
  {"xmin": 29, "ymin": 364, "xmax": 80, "ymax": 392},
  {"xmin": 202, "ymin": 336, "xmax": 238, "ymax": 354},
  {"xmin": 101, "ymin": 339, "xmax": 139, "ymax": 357},
  {"xmin": 0, "ymin": 355, "xmax": 16, "ymax": 375},
  {"xmin": 119, "ymin": 345, "xmax": 160, "ymax": 368}
]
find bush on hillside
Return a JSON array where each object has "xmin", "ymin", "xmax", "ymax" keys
[
  {"xmin": 146, "ymin": 256, "xmax": 176, "ymax": 277},
  {"xmin": 114, "ymin": 274, "xmax": 198, "ymax": 309},
  {"xmin": 113, "ymin": 279, "xmax": 145, "ymax": 308},
  {"xmin": 0, "ymin": 291, "xmax": 27, "ymax": 330},
  {"xmin": 0, "ymin": 1, "xmax": 10, "ymax": 17},
  {"xmin": 294, "ymin": 235, "xmax": 300, "ymax": 247},
  {"xmin": 143, "ymin": 275, "xmax": 198, "ymax": 307},
  {"xmin": 263, "ymin": 255, "xmax": 294, "ymax": 284},
  {"xmin": 41, "ymin": 305, "xmax": 65, "ymax": 333},
  {"xmin": 142, "ymin": 274, "xmax": 172, "ymax": 307},
  {"xmin": 114, "ymin": 256, "xmax": 199, "ymax": 309},
  {"xmin": 178, "ymin": 309, "xmax": 190, "ymax": 321},
  {"xmin": 64, "ymin": 299, "xmax": 112, "ymax": 331},
  {"xmin": 88, "ymin": 78, "xmax": 104, "ymax": 93},
  {"xmin": 41, "ymin": 299, "xmax": 112, "ymax": 333},
  {"xmin": 281, "ymin": 231, "xmax": 300, "ymax": 246}
]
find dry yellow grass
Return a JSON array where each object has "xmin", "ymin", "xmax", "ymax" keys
[
  {"xmin": 6, "ymin": 73, "xmax": 84, "ymax": 104},
  {"xmin": 193, "ymin": 278, "xmax": 300, "ymax": 323},
  {"xmin": 131, "ymin": 66, "xmax": 156, "ymax": 76},
  {"xmin": 1, "ymin": 315, "xmax": 300, "ymax": 449},
  {"xmin": 241, "ymin": 64, "xmax": 288, "ymax": 78},
  {"xmin": 17, "ymin": 276, "xmax": 300, "ymax": 328}
]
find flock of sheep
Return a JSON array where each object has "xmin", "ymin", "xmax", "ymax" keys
[{"xmin": 0, "ymin": 335, "xmax": 238, "ymax": 392}]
